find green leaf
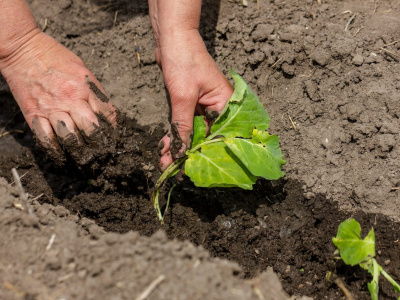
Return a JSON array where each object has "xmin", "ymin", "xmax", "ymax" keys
[
  {"xmin": 209, "ymin": 70, "xmax": 270, "ymax": 140},
  {"xmin": 224, "ymin": 129, "xmax": 286, "ymax": 180},
  {"xmin": 229, "ymin": 69, "xmax": 247, "ymax": 102},
  {"xmin": 192, "ymin": 116, "xmax": 207, "ymax": 148},
  {"xmin": 333, "ymin": 220, "xmax": 400, "ymax": 300},
  {"xmin": 332, "ymin": 219, "xmax": 375, "ymax": 266},
  {"xmin": 185, "ymin": 141, "xmax": 257, "ymax": 189}
]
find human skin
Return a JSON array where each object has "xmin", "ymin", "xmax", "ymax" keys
[
  {"xmin": 0, "ymin": 0, "xmax": 233, "ymax": 169},
  {"xmin": 148, "ymin": 0, "xmax": 233, "ymax": 171},
  {"xmin": 0, "ymin": 0, "xmax": 117, "ymax": 161}
]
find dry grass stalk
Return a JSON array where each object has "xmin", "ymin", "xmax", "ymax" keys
[
  {"xmin": 0, "ymin": 129, "xmax": 24, "ymax": 138},
  {"xmin": 11, "ymin": 168, "xmax": 33, "ymax": 216},
  {"xmin": 135, "ymin": 274, "xmax": 165, "ymax": 300}
]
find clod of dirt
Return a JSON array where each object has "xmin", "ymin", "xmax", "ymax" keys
[{"xmin": 170, "ymin": 122, "xmax": 186, "ymax": 159}]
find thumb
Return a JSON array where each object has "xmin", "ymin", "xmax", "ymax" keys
[{"xmin": 169, "ymin": 94, "xmax": 197, "ymax": 159}]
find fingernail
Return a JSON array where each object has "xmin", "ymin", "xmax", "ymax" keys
[
  {"xmin": 84, "ymin": 123, "xmax": 102, "ymax": 146},
  {"xmin": 205, "ymin": 108, "xmax": 219, "ymax": 121},
  {"xmin": 174, "ymin": 143, "xmax": 187, "ymax": 159},
  {"xmin": 56, "ymin": 120, "xmax": 72, "ymax": 139},
  {"xmin": 158, "ymin": 139, "xmax": 165, "ymax": 155},
  {"xmin": 32, "ymin": 117, "xmax": 66, "ymax": 165},
  {"xmin": 34, "ymin": 136, "xmax": 66, "ymax": 166}
]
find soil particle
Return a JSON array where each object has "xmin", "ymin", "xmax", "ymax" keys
[
  {"xmin": 58, "ymin": 0, "xmax": 72, "ymax": 9},
  {"xmin": 280, "ymin": 25, "xmax": 304, "ymax": 43},
  {"xmin": 310, "ymin": 48, "xmax": 331, "ymax": 66},
  {"xmin": 352, "ymin": 54, "xmax": 364, "ymax": 66},
  {"xmin": 33, "ymin": 135, "xmax": 67, "ymax": 167},
  {"xmin": 157, "ymin": 139, "xmax": 164, "ymax": 153},
  {"xmin": 86, "ymin": 75, "xmax": 110, "ymax": 103},
  {"xmin": 252, "ymin": 24, "xmax": 274, "ymax": 42},
  {"xmin": 170, "ymin": 122, "xmax": 186, "ymax": 159}
]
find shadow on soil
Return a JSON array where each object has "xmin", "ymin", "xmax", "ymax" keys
[{"xmin": 1, "ymin": 92, "xmax": 399, "ymax": 299}]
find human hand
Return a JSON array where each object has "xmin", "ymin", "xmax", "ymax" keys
[
  {"xmin": 0, "ymin": 31, "xmax": 117, "ymax": 164},
  {"xmin": 155, "ymin": 30, "xmax": 233, "ymax": 171}
]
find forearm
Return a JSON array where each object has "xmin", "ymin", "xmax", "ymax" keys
[
  {"xmin": 0, "ymin": 0, "xmax": 40, "ymax": 64},
  {"xmin": 148, "ymin": 0, "xmax": 202, "ymax": 45}
]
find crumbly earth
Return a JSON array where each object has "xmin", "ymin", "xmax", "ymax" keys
[
  {"xmin": 0, "ymin": 178, "xmax": 289, "ymax": 300},
  {"xmin": 1, "ymin": 0, "xmax": 400, "ymax": 299}
]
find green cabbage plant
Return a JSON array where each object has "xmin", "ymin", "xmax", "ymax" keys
[
  {"xmin": 333, "ymin": 219, "xmax": 400, "ymax": 300},
  {"xmin": 152, "ymin": 70, "xmax": 286, "ymax": 222}
]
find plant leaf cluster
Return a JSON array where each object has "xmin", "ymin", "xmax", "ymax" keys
[
  {"xmin": 152, "ymin": 70, "xmax": 286, "ymax": 222},
  {"xmin": 333, "ymin": 219, "xmax": 400, "ymax": 300}
]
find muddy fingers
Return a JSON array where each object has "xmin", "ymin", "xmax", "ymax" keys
[{"xmin": 32, "ymin": 116, "xmax": 66, "ymax": 165}]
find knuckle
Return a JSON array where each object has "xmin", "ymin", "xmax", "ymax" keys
[
  {"xmin": 81, "ymin": 123, "xmax": 97, "ymax": 136},
  {"xmin": 171, "ymin": 90, "xmax": 196, "ymax": 106},
  {"xmin": 99, "ymin": 106, "xmax": 116, "ymax": 122},
  {"xmin": 175, "ymin": 122, "xmax": 192, "ymax": 134},
  {"xmin": 24, "ymin": 109, "xmax": 41, "ymax": 122}
]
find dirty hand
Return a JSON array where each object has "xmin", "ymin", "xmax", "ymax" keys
[
  {"xmin": 155, "ymin": 30, "xmax": 233, "ymax": 171},
  {"xmin": 149, "ymin": 0, "xmax": 233, "ymax": 171},
  {"xmin": 0, "ymin": 30, "xmax": 117, "ymax": 163}
]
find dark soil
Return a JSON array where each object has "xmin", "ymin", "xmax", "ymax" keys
[
  {"xmin": 1, "ymin": 0, "xmax": 400, "ymax": 299},
  {"xmin": 0, "ymin": 178, "xmax": 289, "ymax": 300}
]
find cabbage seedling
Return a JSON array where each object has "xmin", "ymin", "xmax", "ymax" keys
[
  {"xmin": 152, "ymin": 70, "xmax": 286, "ymax": 222},
  {"xmin": 333, "ymin": 219, "xmax": 400, "ymax": 300}
]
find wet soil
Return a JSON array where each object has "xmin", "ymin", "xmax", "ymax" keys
[{"xmin": 1, "ymin": 0, "xmax": 400, "ymax": 299}]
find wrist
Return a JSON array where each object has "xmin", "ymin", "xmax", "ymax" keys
[
  {"xmin": 0, "ymin": 28, "xmax": 43, "ymax": 71},
  {"xmin": 158, "ymin": 28, "xmax": 202, "ymax": 48},
  {"xmin": 0, "ymin": 0, "xmax": 41, "ymax": 69},
  {"xmin": 156, "ymin": 29, "xmax": 208, "ymax": 67},
  {"xmin": 149, "ymin": 0, "xmax": 201, "ymax": 48}
]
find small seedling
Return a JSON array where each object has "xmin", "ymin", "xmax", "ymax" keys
[
  {"xmin": 332, "ymin": 219, "xmax": 400, "ymax": 300},
  {"xmin": 152, "ymin": 70, "xmax": 286, "ymax": 222}
]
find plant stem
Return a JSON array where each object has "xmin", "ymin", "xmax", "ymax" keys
[
  {"xmin": 368, "ymin": 258, "xmax": 380, "ymax": 300},
  {"xmin": 153, "ymin": 189, "xmax": 162, "ymax": 220},
  {"xmin": 372, "ymin": 258, "xmax": 380, "ymax": 283},
  {"xmin": 151, "ymin": 157, "xmax": 186, "ymax": 222},
  {"xmin": 189, "ymin": 138, "xmax": 224, "ymax": 153},
  {"xmin": 153, "ymin": 157, "xmax": 187, "ymax": 193},
  {"xmin": 161, "ymin": 183, "xmax": 176, "ymax": 224},
  {"xmin": 152, "ymin": 138, "xmax": 223, "ymax": 222},
  {"xmin": 380, "ymin": 267, "xmax": 400, "ymax": 292}
]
